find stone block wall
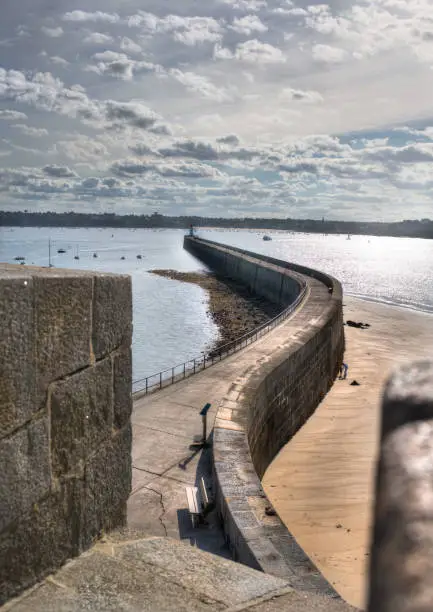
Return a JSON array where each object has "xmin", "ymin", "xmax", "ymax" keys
[
  {"xmin": 0, "ymin": 264, "xmax": 133, "ymax": 604},
  {"xmin": 184, "ymin": 236, "xmax": 303, "ymax": 307},
  {"xmin": 184, "ymin": 237, "xmax": 344, "ymax": 593}
]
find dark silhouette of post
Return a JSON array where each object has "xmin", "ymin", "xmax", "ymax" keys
[
  {"xmin": 192, "ymin": 403, "xmax": 212, "ymax": 448},
  {"xmin": 368, "ymin": 360, "xmax": 433, "ymax": 612}
]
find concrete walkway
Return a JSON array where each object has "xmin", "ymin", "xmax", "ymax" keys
[{"xmin": 128, "ymin": 279, "xmax": 328, "ymax": 557}]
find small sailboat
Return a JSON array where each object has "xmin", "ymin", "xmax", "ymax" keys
[
  {"xmin": 347, "ymin": 234, "xmax": 351, "ymax": 240},
  {"xmin": 74, "ymin": 245, "xmax": 80, "ymax": 260},
  {"xmin": 57, "ymin": 248, "xmax": 66, "ymax": 254}
]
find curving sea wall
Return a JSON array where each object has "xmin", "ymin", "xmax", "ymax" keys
[
  {"xmin": 184, "ymin": 235, "xmax": 304, "ymax": 307},
  {"xmin": 0, "ymin": 264, "xmax": 133, "ymax": 604},
  {"xmin": 184, "ymin": 236, "xmax": 344, "ymax": 594}
]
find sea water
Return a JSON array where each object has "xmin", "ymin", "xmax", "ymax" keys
[{"xmin": 1, "ymin": 226, "xmax": 432, "ymax": 381}]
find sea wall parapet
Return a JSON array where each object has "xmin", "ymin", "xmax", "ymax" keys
[{"xmin": 184, "ymin": 236, "xmax": 344, "ymax": 595}]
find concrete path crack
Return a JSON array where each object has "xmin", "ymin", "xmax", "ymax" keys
[{"xmin": 144, "ymin": 485, "xmax": 168, "ymax": 537}]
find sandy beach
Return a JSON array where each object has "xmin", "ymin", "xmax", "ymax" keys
[{"xmin": 263, "ymin": 296, "xmax": 433, "ymax": 609}]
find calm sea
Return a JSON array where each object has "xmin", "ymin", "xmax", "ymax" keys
[{"xmin": 1, "ymin": 226, "xmax": 432, "ymax": 381}]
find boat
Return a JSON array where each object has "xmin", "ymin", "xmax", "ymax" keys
[
  {"xmin": 347, "ymin": 234, "xmax": 351, "ymax": 240},
  {"xmin": 14, "ymin": 256, "xmax": 25, "ymax": 261},
  {"xmin": 137, "ymin": 254, "xmax": 142, "ymax": 259},
  {"xmin": 93, "ymin": 253, "xmax": 98, "ymax": 258},
  {"xmin": 57, "ymin": 248, "xmax": 66, "ymax": 254},
  {"xmin": 263, "ymin": 235, "xmax": 272, "ymax": 241}
]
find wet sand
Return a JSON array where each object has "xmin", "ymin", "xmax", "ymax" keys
[
  {"xmin": 263, "ymin": 296, "xmax": 433, "ymax": 610},
  {"xmin": 150, "ymin": 269, "xmax": 281, "ymax": 352}
]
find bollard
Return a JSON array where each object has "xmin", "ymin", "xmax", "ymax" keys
[
  {"xmin": 368, "ymin": 360, "xmax": 433, "ymax": 612},
  {"xmin": 191, "ymin": 403, "xmax": 212, "ymax": 448}
]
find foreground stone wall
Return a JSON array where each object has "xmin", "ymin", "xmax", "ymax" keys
[
  {"xmin": 0, "ymin": 264, "xmax": 133, "ymax": 604},
  {"xmin": 184, "ymin": 237, "xmax": 344, "ymax": 594}
]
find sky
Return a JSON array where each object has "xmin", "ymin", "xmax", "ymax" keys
[{"xmin": 1, "ymin": 0, "xmax": 433, "ymax": 220}]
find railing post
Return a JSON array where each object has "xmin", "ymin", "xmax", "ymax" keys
[
  {"xmin": 160, "ymin": 371, "xmax": 162, "ymax": 389},
  {"xmin": 146, "ymin": 377, "xmax": 148, "ymax": 394},
  {"xmin": 172, "ymin": 367, "xmax": 174, "ymax": 384},
  {"xmin": 183, "ymin": 362, "xmax": 186, "ymax": 378},
  {"xmin": 193, "ymin": 359, "xmax": 196, "ymax": 374}
]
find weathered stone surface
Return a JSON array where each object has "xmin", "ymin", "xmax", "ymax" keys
[
  {"xmin": 0, "ymin": 417, "xmax": 50, "ymax": 532},
  {"xmin": 113, "ymin": 348, "xmax": 132, "ymax": 429},
  {"xmin": 0, "ymin": 274, "xmax": 35, "ymax": 437},
  {"xmin": 92, "ymin": 275, "xmax": 132, "ymax": 359},
  {"xmin": 34, "ymin": 274, "xmax": 92, "ymax": 396},
  {"xmin": 0, "ymin": 265, "xmax": 134, "ymax": 607},
  {"xmin": 50, "ymin": 358, "xmax": 113, "ymax": 478},
  {"xmin": 0, "ymin": 480, "xmax": 81, "ymax": 605},
  {"xmin": 8, "ymin": 551, "xmax": 222, "ymax": 611},
  {"xmin": 82, "ymin": 425, "xmax": 132, "ymax": 545},
  {"xmin": 115, "ymin": 537, "xmax": 290, "ymax": 607}
]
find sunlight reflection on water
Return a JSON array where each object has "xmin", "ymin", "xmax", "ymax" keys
[{"xmin": 2, "ymin": 226, "xmax": 432, "ymax": 380}]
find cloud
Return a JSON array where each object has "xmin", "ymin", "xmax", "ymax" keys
[
  {"xmin": 0, "ymin": 109, "xmax": 28, "ymax": 121},
  {"xmin": 312, "ymin": 44, "xmax": 347, "ymax": 64},
  {"xmin": 159, "ymin": 140, "xmax": 219, "ymax": 160},
  {"xmin": 126, "ymin": 12, "xmax": 223, "ymax": 45},
  {"xmin": 170, "ymin": 69, "xmax": 232, "ymax": 101},
  {"xmin": 0, "ymin": 68, "xmax": 168, "ymax": 132},
  {"xmin": 111, "ymin": 158, "xmax": 223, "ymax": 178},
  {"xmin": 129, "ymin": 143, "xmax": 155, "ymax": 156},
  {"xmin": 217, "ymin": 134, "xmax": 240, "ymax": 145},
  {"xmin": 62, "ymin": 11, "xmax": 120, "ymax": 24},
  {"xmin": 50, "ymin": 56, "xmax": 69, "ymax": 67},
  {"xmin": 1, "ymin": 0, "xmax": 433, "ymax": 219},
  {"xmin": 43, "ymin": 164, "xmax": 78, "ymax": 178},
  {"xmin": 215, "ymin": 39, "xmax": 286, "ymax": 63},
  {"xmin": 11, "ymin": 124, "xmax": 49, "ymax": 137},
  {"xmin": 280, "ymin": 88, "xmax": 323, "ymax": 103},
  {"xmin": 230, "ymin": 15, "xmax": 268, "ymax": 35},
  {"xmin": 87, "ymin": 50, "xmax": 157, "ymax": 80},
  {"xmin": 104, "ymin": 100, "xmax": 160, "ymax": 129},
  {"xmin": 219, "ymin": 0, "xmax": 267, "ymax": 12},
  {"xmin": 83, "ymin": 32, "xmax": 114, "ymax": 45},
  {"xmin": 120, "ymin": 37, "xmax": 142, "ymax": 54},
  {"xmin": 41, "ymin": 26, "xmax": 64, "ymax": 38}
]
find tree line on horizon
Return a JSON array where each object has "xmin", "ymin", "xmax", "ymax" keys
[{"xmin": 1, "ymin": 211, "xmax": 432, "ymax": 239}]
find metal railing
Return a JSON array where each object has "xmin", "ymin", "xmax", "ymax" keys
[{"xmin": 132, "ymin": 284, "xmax": 308, "ymax": 398}]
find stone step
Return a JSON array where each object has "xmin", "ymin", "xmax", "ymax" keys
[{"xmin": 2, "ymin": 536, "xmax": 354, "ymax": 612}]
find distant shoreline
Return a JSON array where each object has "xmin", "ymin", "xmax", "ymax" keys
[{"xmin": 1, "ymin": 211, "xmax": 432, "ymax": 240}]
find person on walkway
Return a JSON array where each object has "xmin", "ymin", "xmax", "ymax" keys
[{"xmin": 340, "ymin": 362, "xmax": 348, "ymax": 379}]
